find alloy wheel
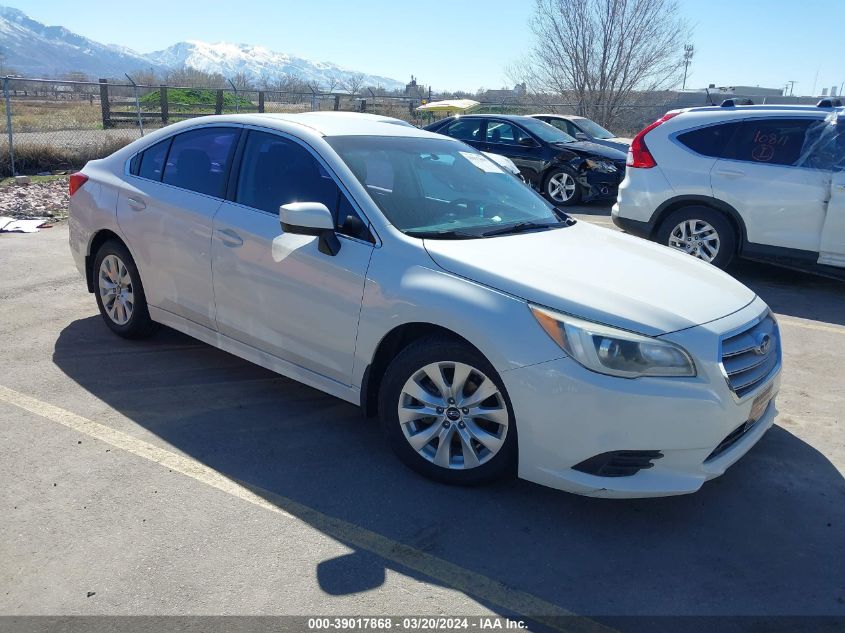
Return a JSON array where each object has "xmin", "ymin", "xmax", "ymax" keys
[
  {"xmin": 398, "ymin": 361, "xmax": 508, "ymax": 470},
  {"xmin": 98, "ymin": 254, "xmax": 134, "ymax": 325},
  {"xmin": 668, "ymin": 219, "xmax": 721, "ymax": 263},
  {"xmin": 547, "ymin": 172, "xmax": 577, "ymax": 202}
]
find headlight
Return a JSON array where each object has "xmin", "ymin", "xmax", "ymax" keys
[
  {"xmin": 584, "ymin": 158, "xmax": 617, "ymax": 173},
  {"xmin": 530, "ymin": 305, "xmax": 696, "ymax": 378}
]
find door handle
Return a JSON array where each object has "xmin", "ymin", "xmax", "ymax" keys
[
  {"xmin": 714, "ymin": 169, "xmax": 745, "ymax": 179},
  {"xmin": 216, "ymin": 228, "xmax": 243, "ymax": 247},
  {"xmin": 126, "ymin": 197, "xmax": 146, "ymax": 211}
]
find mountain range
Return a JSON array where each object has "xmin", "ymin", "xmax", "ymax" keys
[{"xmin": 0, "ymin": 5, "xmax": 405, "ymax": 90}]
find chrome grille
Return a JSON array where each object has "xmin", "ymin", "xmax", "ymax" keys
[{"xmin": 720, "ymin": 313, "xmax": 780, "ymax": 399}]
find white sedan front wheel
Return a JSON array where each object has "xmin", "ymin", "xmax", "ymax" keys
[{"xmin": 379, "ymin": 336, "xmax": 517, "ymax": 485}]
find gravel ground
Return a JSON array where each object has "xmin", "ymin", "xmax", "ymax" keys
[{"xmin": 0, "ymin": 177, "xmax": 69, "ymax": 220}]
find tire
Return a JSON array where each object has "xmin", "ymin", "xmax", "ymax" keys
[
  {"xmin": 656, "ymin": 205, "xmax": 737, "ymax": 269},
  {"xmin": 543, "ymin": 167, "xmax": 582, "ymax": 206},
  {"xmin": 378, "ymin": 336, "xmax": 517, "ymax": 486},
  {"xmin": 92, "ymin": 239, "xmax": 157, "ymax": 339}
]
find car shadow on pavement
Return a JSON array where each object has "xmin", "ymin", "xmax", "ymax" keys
[
  {"xmin": 52, "ymin": 316, "xmax": 845, "ymax": 624},
  {"xmin": 728, "ymin": 260, "xmax": 845, "ymax": 327}
]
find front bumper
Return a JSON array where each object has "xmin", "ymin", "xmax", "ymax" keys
[
  {"xmin": 501, "ymin": 299, "xmax": 781, "ymax": 498},
  {"xmin": 611, "ymin": 208, "xmax": 654, "ymax": 239}
]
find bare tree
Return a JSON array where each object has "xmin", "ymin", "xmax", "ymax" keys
[
  {"xmin": 514, "ymin": 0, "xmax": 689, "ymax": 127},
  {"xmin": 230, "ymin": 71, "xmax": 254, "ymax": 92},
  {"xmin": 324, "ymin": 76, "xmax": 341, "ymax": 94},
  {"xmin": 344, "ymin": 73, "xmax": 365, "ymax": 96}
]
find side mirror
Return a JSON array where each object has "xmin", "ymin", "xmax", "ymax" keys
[
  {"xmin": 517, "ymin": 137, "xmax": 537, "ymax": 147},
  {"xmin": 280, "ymin": 202, "xmax": 341, "ymax": 256}
]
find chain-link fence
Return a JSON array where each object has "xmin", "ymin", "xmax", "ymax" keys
[
  {"xmin": 3, "ymin": 75, "xmax": 824, "ymax": 177},
  {"xmin": 0, "ymin": 76, "xmax": 435, "ymax": 176}
]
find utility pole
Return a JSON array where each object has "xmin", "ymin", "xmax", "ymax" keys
[
  {"xmin": 681, "ymin": 44, "xmax": 694, "ymax": 90},
  {"xmin": 787, "ymin": 80, "xmax": 797, "ymax": 97}
]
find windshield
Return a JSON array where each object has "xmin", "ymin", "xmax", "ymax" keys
[
  {"xmin": 574, "ymin": 118, "xmax": 615, "ymax": 140},
  {"xmin": 327, "ymin": 136, "xmax": 562, "ymax": 237},
  {"xmin": 515, "ymin": 117, "xmax": 576, "ymax": 143}
]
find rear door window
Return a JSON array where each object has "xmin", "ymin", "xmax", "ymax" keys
[
  {"xmin": 551, "ymin": 118, "xmax": 579, "ymax": 137},
  {"xmin": 446, "ymin": 118, "xmax": 483, "ymax": 142},
  {"xmin": 726, "ymin": 118, "xmax": 820, "ymax": 167},
  {"xmin": 162, "ymin": 127, "xmax": 240, "ymax": 197},
  {"xmin": 677, "ymin": 122, "xmax": 740, "ymax": 158}
]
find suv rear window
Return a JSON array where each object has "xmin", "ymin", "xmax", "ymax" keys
[
  {"xmin": 677, "ymin": 122, "xmax": 739, "ymax": 158},
  {"xmin": 726, "ymin": 118, "xmax": 820, "ymax": 167}
]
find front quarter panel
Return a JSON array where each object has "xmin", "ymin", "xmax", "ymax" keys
[{"xmin": 352, "ymin": 238, "xmax": 565, "ymax": 389}]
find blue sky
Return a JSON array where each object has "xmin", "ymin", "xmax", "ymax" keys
[{"xmin": 10, "ymin": 0, "xmax": 842, "ymax": 95}]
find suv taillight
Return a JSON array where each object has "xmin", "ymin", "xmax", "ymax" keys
[
  {"xmin": 69, "ymin": 172, "xmax": 89, "ymax": 196},
  {"xmin": 627, "ymin": 111, "xmax": 680, "ymax": 169}
]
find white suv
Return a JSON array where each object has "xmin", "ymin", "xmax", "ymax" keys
[{"xmin": 613, "ymin": 104, "xmax": 844, "ymax": 277}]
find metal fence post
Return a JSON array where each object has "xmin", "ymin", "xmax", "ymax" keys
[
  {"xmin": 99, "ymin": 79, "xmax": 111, "ymax": 129},
  {"xmin": 125, "ymin": 74, "xmax": 144, "ymax": 136},
  {"xmin": 226, "ymin": 78, "xmax": 239, "ymax": 113},
  {"xmin": 160, "ymin": 85, "xmax": 168, "ymax": 124},
  {"xmin": 215, "ymin": 90, "xmax": 224, "ymax": 115},
  {"xmin": 334, "ymin": 95, "xmax": 340, "ymax": 111},
  {"xmin": 258, "ymin": 91, "xmax": 265, "ymax": 113},
  {"xmin": 3, "ymin": 76, "xmax": 15, "ymax": 176}
]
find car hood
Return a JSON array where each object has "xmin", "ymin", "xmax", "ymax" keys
[
  {"xmin": 423, "ymin": 222, "xmax": 756, "ymax": 336},
  {"xmin": 552, "ymin": 140, "xmax": 627, "ymax": 160}
]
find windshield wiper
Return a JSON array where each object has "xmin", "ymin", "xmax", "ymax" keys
[
  {"xmin": 404, "ymin": 229, "xmax": 480, "ymax": 240},
  {"xmin": 481, "ymin": 221, "xmax": 561, "ymax": 237}
]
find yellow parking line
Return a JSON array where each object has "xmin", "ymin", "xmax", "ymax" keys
[
  {"xmin": 0, "ymin": 384, "xmax": 614, "ymax": 633},
  {"xmin": 776, "ymin": 316, "xmax": 845, "ymax": 335}
]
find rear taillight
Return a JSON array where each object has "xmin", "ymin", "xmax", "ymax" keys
[
  {"xmin": 69, "ymin": 172, "xmax": 89, "ymax": 196},
  {"xmin": 626, "ymin": 111, "xmax": 680, "ymax": 169}
]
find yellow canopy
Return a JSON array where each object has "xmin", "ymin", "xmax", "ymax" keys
[{"xmin": 416, "ymin": 99, "xmax": 480, "ymax": 113}]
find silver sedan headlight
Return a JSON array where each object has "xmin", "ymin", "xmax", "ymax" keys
[{"xmin": 530, "ymin": 305, "xmax": 696, "ymax": 378}]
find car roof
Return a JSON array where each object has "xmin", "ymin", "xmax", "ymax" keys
[
  {"xmin": 676, "ymin": 104, "xmax": 837, "ymax": 117},
  {"xmin": 171, "ymin": 111, "xmax": 441, "ymax": 139},
  {"xmin": 442, "ymin": 113, "xmax": 538, "ymax": 122},
  {"xmin": 527, "ymin": 113, "xmax": 583, "ymax": 121}
]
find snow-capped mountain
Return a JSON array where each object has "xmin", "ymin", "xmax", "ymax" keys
[
  {"xmin": 147, "ymin": 40, "xmax": 404, "ymax": 90},
  {"xmin": 0, "ymin": 5, "xmax": 404, "ymax": 90},
  {"xmin": 0, "ymin": 6, "xmax": 158, "ymax": 77}
]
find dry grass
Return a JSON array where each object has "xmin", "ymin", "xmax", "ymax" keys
[
  {"xmin": 1, "ymin": 100, "xmax": 104, "ymax": 133},
  {"xmin": 0, "ymin": 137, "xmax": 131, "ymax": 177}
]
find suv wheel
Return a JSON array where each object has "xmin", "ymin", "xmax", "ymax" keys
[
  {"xmin": 93, "ymin": 240, "xmax": 157, "ymax": 339},
  {"xmin": 657, "ymin": 206, "xmax": 736, "ymax": 269},
  {"xmin": 544, "ymin": 167, "xmax": 581, "ymax": 206},
  {"xmin": 378, "ymin": 336, "xmax": 517, "ymax": 486}
]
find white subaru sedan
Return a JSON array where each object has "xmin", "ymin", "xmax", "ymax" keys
[{"xmin": 68, "ymin": 112, "xmax": 781, "ymax": 498}]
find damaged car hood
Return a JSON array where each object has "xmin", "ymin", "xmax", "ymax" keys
[
  {"xmin": 552, "ymin": 140, "xmax": 627, "ymax": 160},
  {"xmin": 423, "ymin": 221, "xmax": 756, "ymax": 336}
]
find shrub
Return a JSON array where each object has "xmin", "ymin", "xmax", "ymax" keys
[{"xmin": 140, "ymin": 88, "xmax": 252, "ymax": 111}]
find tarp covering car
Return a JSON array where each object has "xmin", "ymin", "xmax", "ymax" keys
[{"xmin": 416, "ymin": 99, "xmax": 480, "ymax": 114}]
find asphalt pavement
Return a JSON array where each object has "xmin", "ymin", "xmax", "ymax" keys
[{"xmin": 1, "ymin": 212, "xmax": 843, "ymax": 630}]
